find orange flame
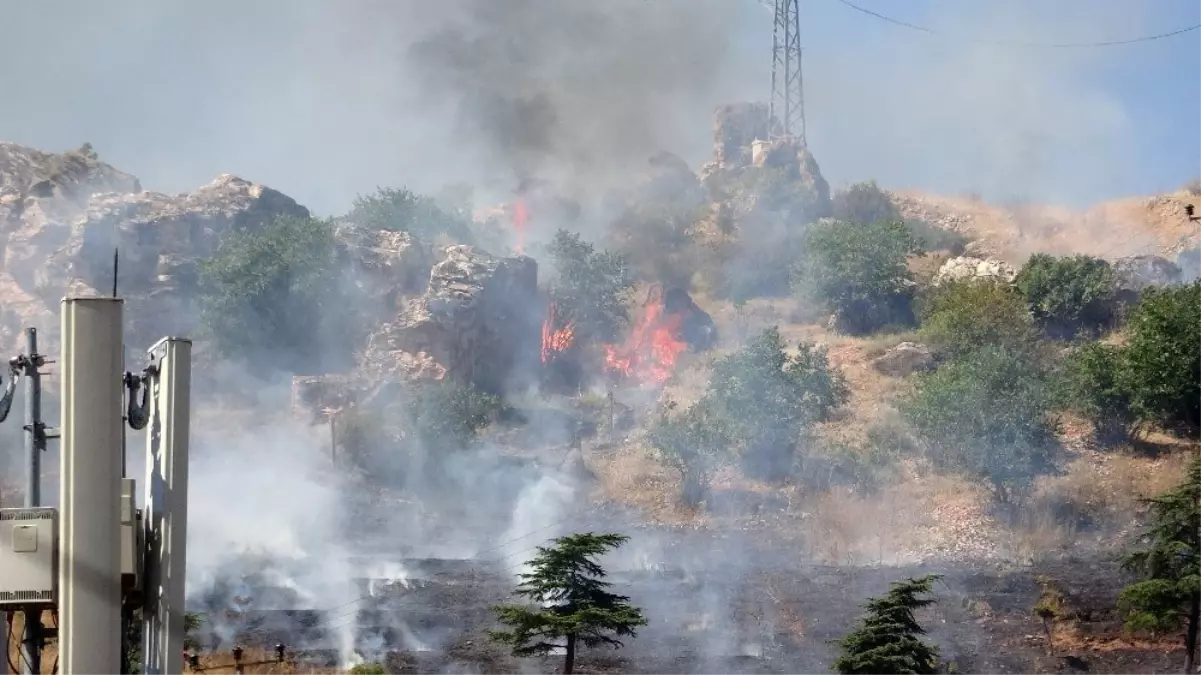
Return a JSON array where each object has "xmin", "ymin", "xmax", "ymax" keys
[
  {"xmin": 541, "ymin": 302, "xmax": 575, "ymax": 364},
  {"xmin": 512, "ymin": 198, "xmax": 529, "ymax": 255},
  {"xmin": 603, "ymin": 297, "xmax": 689, "ymax": 386}
]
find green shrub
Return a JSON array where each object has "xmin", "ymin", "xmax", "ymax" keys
[
  {"xmin": 1119, "ymin": 282, "xmax": 1201, "ymax": 433},
  {"xmin": 901, "ymin": 345, "xmax": 1060, "ymax": 503},
  {"xmin": 347, "ymin": 186, "xmax": 475, "ymax": 243},
  {"xmin": 832, "ymin": 180, "xmax": 966, "ymax": 253},
  {"xmin": 339, "ymin": 380, "xmax": 501, "ymax": 481},
  {"xmin": 1055, "ymin": 341, "xmax": 1135, "ymax": 446},
  {"xmin": 197, "ymin": 215, "xmax": 344, "ymax": 373},
  {"xmin": 349, "ymin": 663, "xmax": 387, "ymax": 675},
  {"xmin": 917, "ymin": 280, "xmax": 1037, "ymax": 358},
  {"xmin": 795, "ymin": 219, "xmax": 923, "ymax": 334},
  {"xmin": 1015, "ymin": 254, "xmax": 1118, "ymax": 339},
  {"xmin": 647, "ymin": 326, "xmax": 850, "ymax": 498},
  {"xmin": 544, "ymin": 230, "xmax": 636, "ymax": 345}
]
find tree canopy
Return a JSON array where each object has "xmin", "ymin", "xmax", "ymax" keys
[
  {"xmin": 832, "ymin": 575, "xmax": 942, "ymax": 675},
  {"xmin": 1118, "ymin": 454, "xmax": 1201, "ymax": 673},
  {"xmin": 795, "ymin": 219, "xmax": 923, "ymax": 334},
  {"xmin": 490, "ymin": 532, "xmax": 647, "ymax": 675}
]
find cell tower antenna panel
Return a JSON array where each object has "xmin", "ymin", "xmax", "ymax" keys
[{"xmin": 769, "ymin": 0, "xmax": 807, "ymax": 144}]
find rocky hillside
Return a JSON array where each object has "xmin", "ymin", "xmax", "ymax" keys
[{"xmin": 2, "ymin": 115, "xmax": 1198, "ymax": 674}]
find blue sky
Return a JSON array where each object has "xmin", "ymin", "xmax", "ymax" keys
[
  {"xmin": 1, "ymin": 0, "xmax": 1197, "ymax": 212},
  {"xmin": 728, "ymin": 0, "xmax": 1200, "ymax": 205}
]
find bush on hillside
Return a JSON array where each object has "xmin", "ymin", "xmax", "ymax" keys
[
  {"xmin": 338, "ymin": 380, "xmax": 501, "ymax": 483},
  {"xmin": 831, "ymin": 180, "xmax": 899, "ymax": 226},
  {"xmin": 197, "ymin": 214, "xmax": 345, "ymax": 373},
  {"xmin": 544, "ymin": 229, "xmax": 637, "ymax": 345},
  {"xmin": 1119, "ymin": 282, "xmax": 1201, "ymax": 433},
  {"xmin": 1015, "ymin": 254, "xmax": 1118, "ymax": 339},
  {"xmin": 648, "ymin": 326, "xmax": 849, "ymax": 500},
  {"xmin": 646, "ymin": 400, "xmax": 731, "ymax": 507},
  {"xmin": 1055, "ymin": 341, "xmax": 1136, "ymax": 447},
  {"xmin": 347, "ymin": 186, "xmax": 475, "ymax": 244},
  {"xmin": 795, "ymin": 219, "xmax": 924, "ymax": 334},
  {"xmin": 832, "ymin": 180, "xmax": 967, "ymax": 253},
  {"xmin": 917, "ymin": 280, "xmax": 1038, "ymax": 358},
  {"xmin": 901, "ymin": 345, "xmax": 1060, "ymax": 504}
]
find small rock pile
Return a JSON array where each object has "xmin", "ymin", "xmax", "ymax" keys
[{"xmin": 932, "ymin": 256, "xmax": 1018, "ymax": 286}]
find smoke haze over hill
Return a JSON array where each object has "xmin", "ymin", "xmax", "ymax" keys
[{"xmin": 0, "ymin": 0, "xmax": 1195, "ymax": 212}]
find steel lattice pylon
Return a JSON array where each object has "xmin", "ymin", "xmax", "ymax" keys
[{"xmin": 769, "ymin": 0, "xmax": 806, "ymax": 144}]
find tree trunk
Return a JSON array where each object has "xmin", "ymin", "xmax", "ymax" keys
[
  {"xmin": 1185, "ymin": 590, "xmax": 1199, "ymax": 674},
  {"xmin": 564, "ymin": 634, "xmax": 577, "ymax": 675}
]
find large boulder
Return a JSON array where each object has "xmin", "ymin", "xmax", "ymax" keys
[
  {"xmin": 334, "ymin": 223, "xmax": 432, "ymax": 328},
  {"xmin": 660, "ymin": 286, "xmax": 717, "ymax": 352},
  {"xmin": 37, "ymin": 174, "xmax": 311, "ymax": 349},
  {"xmin": 361, "ymin": 245, "xmax": 541, "ymax": 396},
  {"xmin": 872, "ymin": 342, "xmax": 935, "ymax": 377},
  {"xmin": 932, "ymin": 256, "xmax": 1018, "ymax": 286}
]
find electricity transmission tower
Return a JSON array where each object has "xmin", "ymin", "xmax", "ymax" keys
[{"xmin": 769, "ymin": 0, "xmax": 807, "ymax": 144}]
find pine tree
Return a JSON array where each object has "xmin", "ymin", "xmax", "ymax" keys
[
  {"xmin": 1118, "ymin": 454, "xmax": 1201, "ymax": 673},
  {"xmin": 490, "ymin": 532, "xmax": 648, "ymax": 674},
  {"xmin": 832, "ymin": 575, "xmax": 942, "ymax": 675}
]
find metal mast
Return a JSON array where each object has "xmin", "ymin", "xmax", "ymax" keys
[{"xmin": 769, "ymin": 0, "xmax": 807, "ymax": 144}]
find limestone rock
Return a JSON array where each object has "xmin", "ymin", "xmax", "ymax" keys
[
  {"xmin": 713, "ymin": 103, "xmax": 769, "ymax": 168},
  {"xmin": 872, "ymin": 342, "xmax": 935, "ymax": 377},
  {"xmin": 361, "ymin": 245, "xmax": 541, "ymax": 396},
  {"xmin": 933, "ymin": 256, "xmax": 1018, "ymax": 286},
  {"xmin": 335, "ymin": 223, "xmax": 432, "ymax": 314}
]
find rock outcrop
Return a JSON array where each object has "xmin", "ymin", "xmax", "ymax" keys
[
  {"xmin": 932, "ymin": 256, "xmax": 1018, "ymax": 286},
  {"xmin": 712, "ymin": 103, "xmax": 770, "ymax": 169},
  {"xmin": 872, "ymin": 342, "xmax": 936, "ymax": 377},
  {"xmin": 335, "ymin": 223, "xmax": 432, "ymax": 324},
  {"xmin": 360, "ymin": 245, "xmax": 541, "ymax": 396},
  {"xmin": 660, "ymin": 287, "xmax": 717, "ymax": 352}
]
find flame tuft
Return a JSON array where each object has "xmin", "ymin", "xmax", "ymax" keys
[
  {"xmin": 511, "ymin": 198, "xmax": 530, "ymax": 255},
  {"xmin": 541, "ymin": 302, "xmax": 575, "ymax": 364},
  {"xmin": 603, "ymin": 295, "xmax": 688, "ymax": 386}
]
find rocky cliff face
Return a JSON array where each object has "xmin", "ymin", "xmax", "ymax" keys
[{"xmin": 362, "ymin": 245, "xmax": 541, "ymax": 395}]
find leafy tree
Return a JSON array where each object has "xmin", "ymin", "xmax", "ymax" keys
[
  {"xmin": 490, "ymin": 533, "xmax": 647, "ymax": 675},
  {"xmin": 1015, "ymin": 254, "xmax": 1118, "ymax": 339},
  {"xmin": 197, "ymin": 214, "xmax": 344, "ymax": 374},
  {"xmin": 901, "ymin": 345, "xmax": 1059, "ymax": 504},
  {"xmin": 1055, "ymin": 341, "xmax": 1136, "ymax": 447},
  {"xmin": 1119, "ymin": 282, "xmax": 1201, "ymax": 433},
  {"xmin": 648, "ymin": 327, "xmax": 849, "ymax": 489},
  {"xmin": 646, "ymin": 399, "xmax": 731, "ymax": 507},
  {"xmin": 338, "ymin": 380, "xmax": 500, "ymax": 481},
  {"xmin": 544, "ymin": 230, "xmax": 636, "ymax": 345},
  {"xmin": 795, "ymin": 219, "xmax": 923, "ymax": 334},
  {"xmin": 1118, "ymin": 455, "xmax": 1201, "ymax": 673},
  {"xmin": 917, "ymin": 280, "xmax": 1038, "ymax": 358},
  {"xmin": 831, "ymin": 180, "xmax": 966, "ymax": 253},
  {"xmin": 831, "ymin": 180, "xmax": 899, "ymax": 226},
  {"xmin": 832, "ymin": 575, "xmax": 942, "ymax": 674},
  {"xmin": 347, "ymin": 186, "xmax": 475, "ymax": 243}
]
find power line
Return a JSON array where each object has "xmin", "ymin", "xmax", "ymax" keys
[{"xmin": 831, "ymin": 0, "xmax": 1201, "ymax": 48}]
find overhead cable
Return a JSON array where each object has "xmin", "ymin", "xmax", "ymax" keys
[{"xmin": 831, "ymin": 0, "xmax": 1200, "ymax": 48}]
